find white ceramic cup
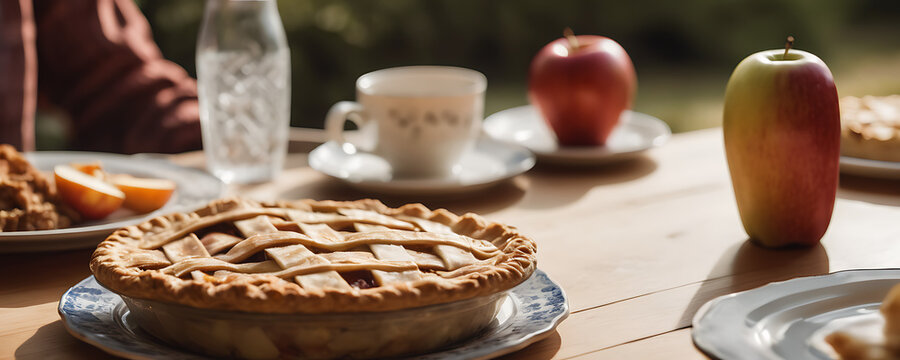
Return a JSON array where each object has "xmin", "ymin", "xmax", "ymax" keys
[{"xmin": 325, "ymin": 66, "xmax": 486, "ymax": 179}]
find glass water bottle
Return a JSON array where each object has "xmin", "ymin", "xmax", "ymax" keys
[{"xmin": 196, "ymin": 0, "xmax": 291, "ymax": 184}]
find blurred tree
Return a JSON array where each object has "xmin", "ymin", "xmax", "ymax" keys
[{"xmin": 138, "ymin": 0, "xmax": 899, "ymax": 131}]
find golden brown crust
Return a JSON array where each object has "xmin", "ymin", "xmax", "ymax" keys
[
  {"xmin": 90, "ymin": 198, "xmax": 537, "ymax": 313},
  {"xmin": 841, "ymin": 95, "xmax": 900, "ymax": 162}
]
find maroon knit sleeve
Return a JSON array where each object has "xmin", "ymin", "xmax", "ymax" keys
[
  {"xmin": 0, "ymin": 0, "xmax": 37, "ymax": 151},
  {"xmin": 33, "ymin": 0, "xmax": 202, "ymax": 154}
]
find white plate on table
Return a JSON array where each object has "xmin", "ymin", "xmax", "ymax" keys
[
  {"xmin": 308, "ymin": 137, "xmax": 535, "ymax": 196},
  {"xmin": 0, "ymin": 152, "xmax": 225, "ymax": 253},
  {"xmin": 840, "ymin": 156, "xmax": 900, "ymax": 179},
  {"xmin": 483, "ymin": 105, "xmax": 671, "ymax": 166},
  {"xmin": 693, "ymin": 268, "xmax": 900, "ymax": 360},
  {"xmin": 59, "ymin": 269, "xmax": 568, "ymax": 360}
]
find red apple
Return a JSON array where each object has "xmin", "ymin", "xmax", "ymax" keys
[
  {"xmin": 528, "ymin": 31, "xmax": 636, "ymax": 146},
  {"xmin": 723, "ymin": 44, "xmax": 840, "ymax": 247}
]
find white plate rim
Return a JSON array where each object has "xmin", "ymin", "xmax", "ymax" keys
[
  {"xmin": 482, "ymin": 105, "xmax": 671, "ymax": 165},
  {"xmin": 840, "ymin": 156, "xmax": 900, "ymax": 179},
  {"xmin": 692, "ymin": 268, "xmax": 900, "ymax": 360}
]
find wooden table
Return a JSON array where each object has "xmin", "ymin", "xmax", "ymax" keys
[{"xmin": 2, "ymin": 128, "xmax": 899, "ymax": 359}]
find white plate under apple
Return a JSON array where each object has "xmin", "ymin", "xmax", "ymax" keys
[
  {"xmin": 839, "ymin": 156, "xmax": 900, "ymax": 180},
  {"xmin": 0, "ymin": 152, "xmax": 225, "ymax": 253},
  {"xmin": 483, "ymin": 105, "xmax": 670, "ymax": 166}
]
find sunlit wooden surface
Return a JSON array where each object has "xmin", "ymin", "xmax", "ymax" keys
[{"xmin": 2, "ymin": 127, "xmax": 899, "ymax": 359}]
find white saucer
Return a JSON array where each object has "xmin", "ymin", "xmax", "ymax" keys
[
  {"xmin": 308, "ymin": 138, "xmax": 535, "ymax": 196},
  {"xmin": 483, "ymin": 105, "xmax": 670, "ymax": 166},
  {"xmin": 840, "ymin": 156, "xmax": 900, "ymax": 179}
]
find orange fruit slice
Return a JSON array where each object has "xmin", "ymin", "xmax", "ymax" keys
[
  {"xmin": 111, "ymin": 175, "xmax": 176, "ymax": 214},
  {"xmin": 70, "ymin": 162, "xmax": 105, "ymax": 178},
  {"xmin": 54, "ymin": 165, "xmax": 125, "ymax": 220}
]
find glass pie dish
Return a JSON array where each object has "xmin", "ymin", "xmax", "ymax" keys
[{"xmin": 117, "ymin": 289, "xmax": 507, "ymax": 359}]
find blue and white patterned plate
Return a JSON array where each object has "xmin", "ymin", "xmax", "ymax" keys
[{"xmin": 59, "ymin": 269, "xmax": 568, "ymax": 360}]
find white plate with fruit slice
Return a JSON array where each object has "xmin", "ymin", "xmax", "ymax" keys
[
  {"xmin": 483, "ymin": 105, "xmax": 671, "ymax": 166},
  {"xmin": 0, "ymin": 152, "xmax": 224, "ymax": 253}
]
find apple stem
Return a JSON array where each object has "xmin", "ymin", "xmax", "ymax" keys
[
  {"xmin": 783, "ymin": 36, "xmax": 795, "ymax": 58},
  {"xmin": 564, "ymin": 27, "xmax": 580, "ymax": 51}
]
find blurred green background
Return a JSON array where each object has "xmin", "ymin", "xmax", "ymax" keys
[{"xmin": 36, "ymin": 0, "xmax": 900, "ymax": 149}]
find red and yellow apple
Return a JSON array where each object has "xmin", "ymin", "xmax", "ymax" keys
[
  {"xmin": 528, "ymin": 31, "xmax": 636, "ymax": 146},
  {"xmin": 54, "ymin": 165, "xmax": 125, "ymax": 220},
  {"xmin": 723, "ymin": 47, "xmax": 840, "ymax": 247}
]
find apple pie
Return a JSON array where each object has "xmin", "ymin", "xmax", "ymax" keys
[
  {"xmin": 0, "ymin": 144, "xmax": 78, "ymax": 231},
  {"xmin": 90, "ymin": 198, "xmax": 537, "ymax": 358},
  {"xmin": 840, "ymin": 95, "xmax": 900, "ymax": 162}
]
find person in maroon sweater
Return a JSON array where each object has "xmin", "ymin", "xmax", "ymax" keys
[{"xmin": 0, "ymin": 0, "xmax": 201, "ymax": 154}]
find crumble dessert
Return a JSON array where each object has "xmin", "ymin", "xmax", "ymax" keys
[{"xmin": 0, "ymin": 145, "xmax": 78, "ymax": 231}]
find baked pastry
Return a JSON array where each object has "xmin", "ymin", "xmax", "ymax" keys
[
  {"xmin": 90, "ymin": 198, "xmax": 536, "ymax": 358},
  {"xmin": 0, "ymin": 144, "xmax": 78, "ymax": 231},
  {"xmin": 826, "ymin": 283, "xmax": 900, "ymax": 359},
  {"xmin": 92, "ymin": 197, "xmax": 535, "ymax": 312},
  {"xmin": 840, "ymin": 95, "xmax": 900, "ymax": 162}
]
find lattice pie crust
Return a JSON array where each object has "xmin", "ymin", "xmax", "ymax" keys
[{"xmin": 91, "ymin": 198, "xmax": 536, "ymax": 313}]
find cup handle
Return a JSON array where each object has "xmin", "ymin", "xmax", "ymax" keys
[{"xmin": 325, "ymin": 101, "xmax": 369, "ymax": 149}]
